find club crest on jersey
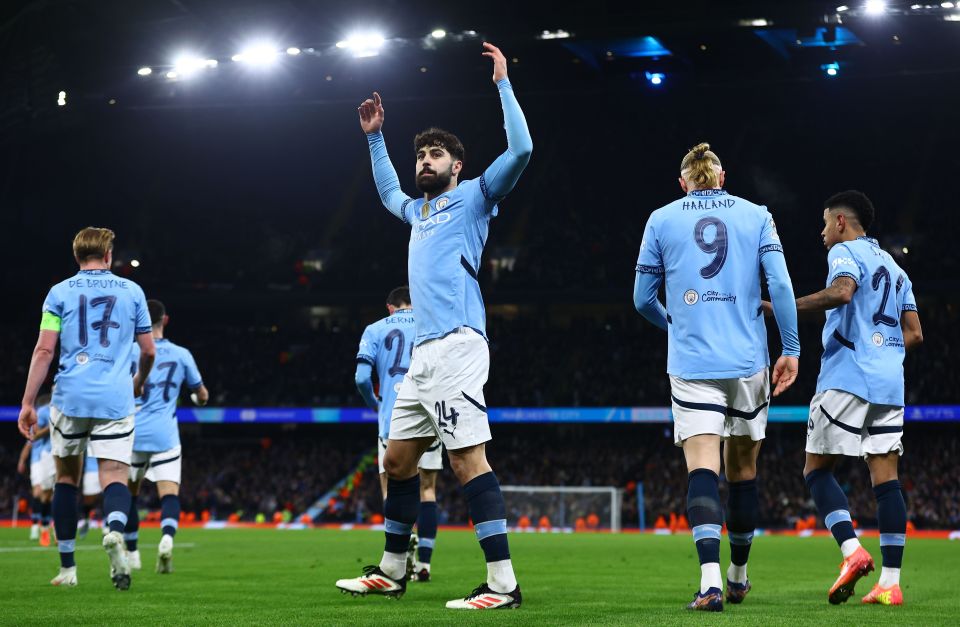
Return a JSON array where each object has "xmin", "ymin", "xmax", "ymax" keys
[
  {"xmin": 436, "ymin": 197, "xmax": 449, "ymax": 211},
  {"xmin": 684, "ymin": 289, "xmax": 699, "ymax": 306},
  {"xmin": 421, "ymin": 203, "xmax": 431, "ymax": 220},
  {"xmin": 76, "ymin": 352, "xmax": 89, "ymax": 365},
  {"xmin": 872, "ymin": 332, "xmax": 884, "ymax": 347}
]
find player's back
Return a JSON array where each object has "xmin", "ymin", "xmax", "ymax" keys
[
  {"xmin": 44, "ymin": 270, "xmax": 150, "ymax": 419},
  {"xmin": 358, "ymin": 308, "xmax": 416, "ymax": 438},
  {"xmin": 818, "ymin": 237, "xmax": 916, "ymax": 406},
  {"xmin": 645, "ymin": 190, "xmax": 777, "ymax": 379},
  {"xmin": 133, "ymin": 339, "xmax": 202, "ymax": 452}
]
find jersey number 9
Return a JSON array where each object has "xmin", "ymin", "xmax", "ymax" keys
[{"xmin": 694, "ymin": 217, "xmax": 728, "ymax": 279}]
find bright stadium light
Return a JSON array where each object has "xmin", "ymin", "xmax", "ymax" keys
[
  {"xmin": 865, "ymin": 0, "xmax": 886, "ymax": 15},
  {"xmin": 130, "ymin": 259, "xmax": 141, "ymax": 268},
  {"xmin": 539, "ymin": 29, "xmax": 572, "ymax": 40},
  {"xmin": 166, "ymin": 71, "xmax": 178, "ymax": 79},
  {"xmin": 645, "ymin": 71, "xmax": 665, "ymax": 86},
  {"xmin": 233, "ymin": 43, "xmax": 280, "ymax": 66},
  {"xmin": 137, "ymin": 67, "xmax": 153, "ymax": 76},
  {"xmin": 57, "ymin": 91, "xmax": 66, "ymax": 106},
  {"xmin": 822, "ymin": 61, "xmax": 840, "ymax": 77},
  {"xmin": 836, "ymin": 5, "xmax": 849, "ymax": 11},
  {"xmin": 431, "ymin": 29, "xmax": 446, "ymax": 39},
  {"xmin": 336, "ymin": 32, "xmax": 386, "ymax": 58},
  {"xmin": 172, "ymin": 54, "xmax": 215, "ymax": 78},
  {"xmin": 941, "ymin": 1, "xmax": 955, "ymax": 7},
  {"xmin": 286, "ymin": 47, "xmax": 301, "ymax": 55}
]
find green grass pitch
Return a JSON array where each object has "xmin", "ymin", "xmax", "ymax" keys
[{"xmin": 0, "ymin": 527, "xmax": 956, "ymax": 625}]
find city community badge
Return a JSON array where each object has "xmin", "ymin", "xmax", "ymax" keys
[
  {"xmin": 436, "ymin": 197, "xmax": 449, "ymax": 211},
  {"xmin": 684, "ymin": 289, "xmax": 699, "ymax": 305},
  {"xmin": 76, "ymin": 352, "xmax": 89, "ymax": 365},
  {"xmin": 872, "ymin": 332, "xmax": 884, "ymax": 347}
]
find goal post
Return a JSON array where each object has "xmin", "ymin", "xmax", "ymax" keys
[{"xmin": 500, "ymin": 486, "xmax": 623, "ymax": 533}]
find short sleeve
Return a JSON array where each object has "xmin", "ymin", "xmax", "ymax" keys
[
  {"xmin": 182, "ymin": 349, "xmax": 204, "ymax": 388},
  {"xmin": 357, "ymin": 326, "xmax": 378, "ymax": 366},
  {"xmin": 826, "ymin": 244, "xmax": 862, "ymax": 286},
  {"xmin": 900, "ymin": 275, "xmax": 918, "ymax": 313},
  {"xmin": 635, "ymin": 215, "xmax": 664, "ymax": 275},
  {"xmin": 759, "ymin": 210, "xmax": 784, "ymax": 257},
  {"xmin": 134, "ymin": 287, "xmax": 151, "ymax": 335},
  {"xmin": 40, "ymin": 286, "xmax": 63, "ymax": 332}
]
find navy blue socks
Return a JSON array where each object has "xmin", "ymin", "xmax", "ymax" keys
[
  {"xmin": 464, "ymin": 472, "xmax": 510, "ymax": 563},
  {"xmin": 417, "ymin": 501, "xmax": 438, "ymax": 564},
  {"xmin": 875, "ymin": 480, "xmax": 906, "ymax": 569},
  {"xmin": 383, "ymin": 475, "xmax": 420, "ymax": 554},
  {"xmin": 726, "ymin": 478, "xmax": 759, "ymax": 567},
  {"xmin": 160, "ymin": 495, "xmax": 180, "ymax": 537},
  {"xmin": 805, "ymin": 469, "xmax": 857, "ymax": 546},
  {"xmin": 102, "ymin": 482, "xmax": 131, "ymax": 534},
  {"xmin": 688, "ymin": 469, "xmax": 723, "ymax": 566},
  {"xmin": 53, "ymin": 483, "xmax": 78, "ymax": 568},
  {"xmin": 125, "ymin": 496, "xmax": 140, "ymax": 551}
]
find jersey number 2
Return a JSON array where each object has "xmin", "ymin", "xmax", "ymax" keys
[
  {"xmin": 693, "ymin": 217, "xmax": 728, "ymax": 279},
  {"xmin": 384, "ymin": 329, "xmax": 411, "ymax": 377},
  {"xmin": 871, "ymin": 266, "xmax": 900, "ymax": 327}
]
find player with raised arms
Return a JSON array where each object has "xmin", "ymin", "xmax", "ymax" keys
[
  {"xmin": 336, "ymin": 42, "xmax": 532, "ymax": 609},
  {"xmin": 17, "ymin": 392, "xmax": 54, "ymax": 546},
  {"xmin": 634, "ymin": 144, "xmax": 800, "ymax": 611},
  {"xmin": 18, "ymin": 227, "xmax": 156, "ymax": 590},
  {"xmin": 776, "ymin": 191, "xmax": 922, "ymax": 606},
  {"xmin": 124, "ymin": 299, "xmax": 208, "ymax": 574},
  {"xmin": 355, "ymin": 286, "xmax": 443, "ymax": 581}
]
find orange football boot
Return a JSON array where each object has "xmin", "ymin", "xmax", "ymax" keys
[
  {"xmin": 828, "ymin": 545, "xmax": 875, "ymax": 604},
  {"xmin": 862, "ymin": 583, "xmax": 903, "ymax": 606}
]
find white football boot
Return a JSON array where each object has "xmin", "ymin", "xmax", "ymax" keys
[
  {"xmin": 446, "ymin": 583, "xmax": 522, "ymax": 609},
  {"xmin": 156, "ymin": 534, "xmax": 174, "ymax": 574},
  {"xmin": 127, "ymin": 549, "xmax": 142, "ymax": 571},
  {"xmin": 102, "ymin": 531, "xmax": 131, "ymax": 590},
  {"xmin": 50, "ymin": 566, "xmax": 78, "ymax": 587},
  {"xmin": 336, "ymin": 565, "xmax": 407, "ymax": 598}
]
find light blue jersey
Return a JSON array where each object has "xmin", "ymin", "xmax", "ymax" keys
[
  {"xmin": 636, "ymin": 190, "xmax": 800, "ymax": 379},
  {"xmin": 367, "ymin": 78, "xmax": 532, "ymax": 345},
  {"xmin": 30, "ymin": 404, "xmax": 52, "ymax": 463},
  {"xmin": 817, "ymin": 237, "xmax": 916, "ymax": 406},
  {"xmin": 131, "ymin": 339, "xmax": 203, "ymax": 452},
  {"xmin": 357, "ymin": 309, "xmax": 416, "ymax": 439},
  {"xmin": 42, "ymin": 270, "xmax": 151, "ymax": 419}
]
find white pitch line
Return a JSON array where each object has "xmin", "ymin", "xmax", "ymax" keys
[{"xmin": 0, "ymin": 542, "xmax": 196, "ymax": 554}]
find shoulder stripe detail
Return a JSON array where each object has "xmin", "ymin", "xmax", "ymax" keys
[
  {"xmin": 400, "ymin": 198, "xmax": 413, "ymax": 222},
  {"xmin": 356, "ymin": 356, "xmax": 375, "ymax": 366},
  {"xmin": 902, "ymin": 303, "xmax": 918, "ymax": 312},
  {"xmin": 759, "ymin": 244, "xmax": 783, "ymax": 255},
  {"xmin": 636, "ymin": 264, "xmax": 665, "ymax": 275},
  {"xmin": 832, "ymin": 271, "xmax": 859, "ymax": 283}
]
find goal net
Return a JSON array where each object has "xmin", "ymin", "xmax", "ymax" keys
[{"xmin": 500, "ymin": 486, "xmax": 623, "ymax": 533}]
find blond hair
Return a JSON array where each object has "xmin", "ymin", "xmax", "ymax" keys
[
  {"xmin": 72, "ymin": 227, "xmax": 115, "ymax": 263},
  {"xmin": 680, "ymin": 142, "xmax": 722, "ymax": 189}
]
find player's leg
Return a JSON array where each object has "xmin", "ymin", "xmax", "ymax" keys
[
  {"xmin": 378, "ymin": 438, "xmax": 389, "ymax": 500},
  {"xmin": 125, "ymin": 454, "xmax": 147, "ymax": 570},
  {"xmin": 413, "ymin": 456, "xmax": 441, "ymax": 581},
  {"xmin": 90, "ymin": 415, "xmax": 136, "ymax": 591},
  {"xmin": 39, "ymin": 486, "xmax": 54, "ymax": 547},
  {"xmin": 30, "ymin": 484, "xmax": 43, "ymax": 540},
  {"xmin": 804, "ymin": 391, "xmax": 874, "ymax": 603},
  {"xmin": 48, "ymin": 408, "xmax": 87, "ymax": 586},
  {"xmin": 670, "ymin": 375, "xmax": 726, "ymax": 611},
  {"xmin": 722, "ymin": 436, "xmax": 761, "ymax": 602},
  {"xmin": 861, "ymin": 404, "xmax": 906, "ymax": 606},
  {"xmin": 720, "ymin": 369, "xmax": 768, "ymax": 604},
  {"xmin": 145, "ymin": 446, "xmax": 184, "ymax": 574}
]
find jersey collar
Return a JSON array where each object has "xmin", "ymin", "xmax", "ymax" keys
[
  {"xmin": 78, "ymin": 269, "xmax": 111, "ymax": 275},
  {"xmin": 394, "ymin": 308, "xmax": 413, "ymax": 314},
  {"xmin": 687, "ymin": 189, "xmax": 727, "ymax": 197},
  {"xmin": 856, "ymin": 235, "xmax": 879, "ymax": 246}
]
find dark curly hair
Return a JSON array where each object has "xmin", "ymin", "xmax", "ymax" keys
[{"xmin": 414, "ymin": 127, "xmax": 464, "ymax": 162}]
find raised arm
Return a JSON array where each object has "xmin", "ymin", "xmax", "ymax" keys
[
  {"xmin": 359, "ymin": 92, "xmax": 413, "ymax": 221},
  {"xmin": 480, "ymin": 43, "xmax": 533, "ymax": 201}
]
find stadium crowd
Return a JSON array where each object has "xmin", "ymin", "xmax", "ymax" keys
[{"xmin": 5, "ymin": 424, "xmax": 956, "ymax": 530}]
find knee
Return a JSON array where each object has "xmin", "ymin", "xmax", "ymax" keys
[
  {"xmin": 725, "ymin": 466, "xmax": 757, "ymax": 483},
  {"xmin": 382, "ymin": 454, "xmax": 412, "ymax": 480}
]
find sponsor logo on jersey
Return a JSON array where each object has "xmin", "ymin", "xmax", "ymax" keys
[
  {"xmin": 872, "ymin": 332, "xmax": 884, "ymax": 347},
  {"xmin": 831, "ymin": 256, "xmax": 856, "ymax": 270},
  {"xmin": 702, "ymin": 290, "xmax": 737, "ymax": 304},
  {"xmin": 76, "ymin": 352, "xmax": 89, "ymax": 365},
  {"xmin": 684, "ymin": 289, "xmax": 699, "ymax": 305}
]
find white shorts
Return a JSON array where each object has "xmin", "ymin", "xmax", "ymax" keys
[
  {"xmin": 30, "ymin": 451, "xmax": 55, "ymax": 491},
  {"xmin": 669, "ymin": 369, "xmax": 770, "ymax": 446},
  {"xmin": 130, "ymin": 446, "xmax": 183, "ymax": 485},
  {"xmin": 50, "ymin": 406, "xmax": 134, "ymax": 464},
  {"xmin": 389, "ymin": 327, "xmax": 492, "ymax": 451},
  {"xmin": 378, "ymin": 437, "xmax": 443, "ymax": 474},
  {"xmin": 806, "ymin": 390, "xmax": 904, "ymax": 458},
  {"xmin": 82, "ymin": 468, "xmax": 101, "ymax": 496}
]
